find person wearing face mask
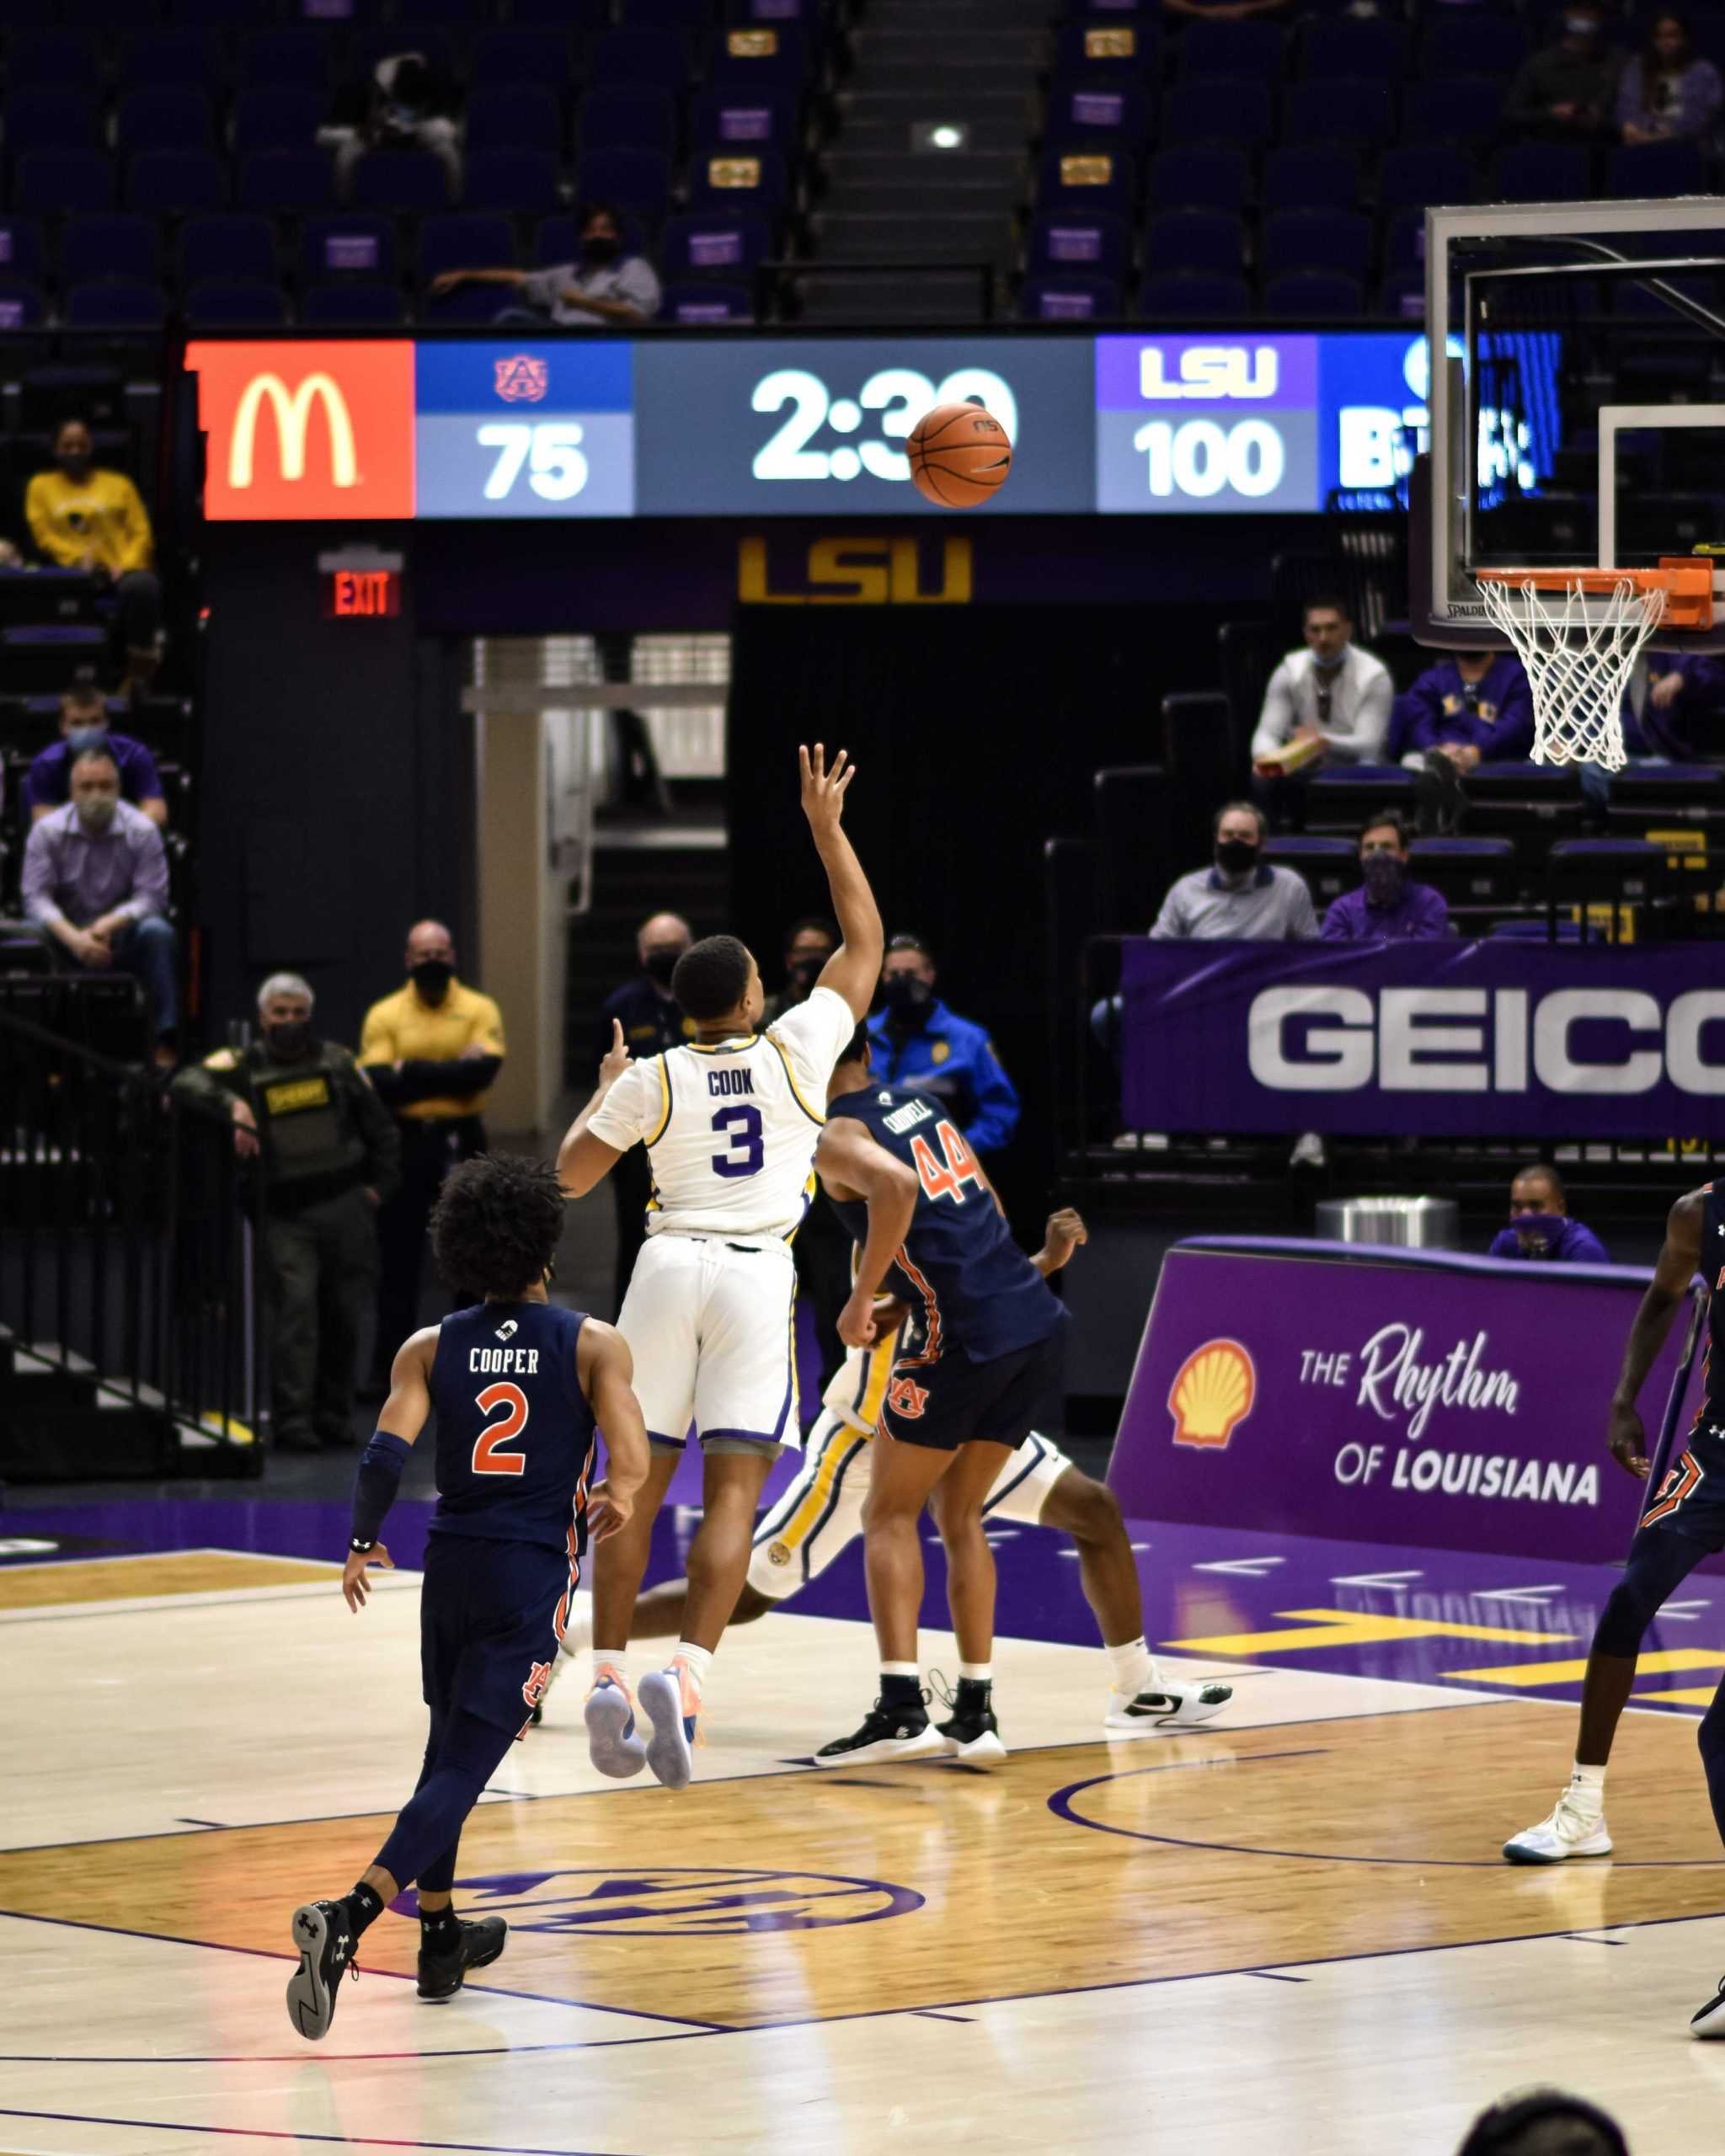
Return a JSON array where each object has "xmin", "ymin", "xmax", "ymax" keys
[
  {"xmin": 26, "ymin": 680, "xmax": 167, "ymax": 828},
  {"xmin": 1504, "ymin": 2, "xmax": 1623, "ymax": 140},
  {"xmin": 864, "ymin": 934, "xmax": 1020, "ymax": 1157},
  {"xmin": 174, "ymin": 974, "xmax": 401, "ymax": 1454},
  {"xmin": 1250, "ymin": 596, "xmax": 1393, "ymax": 833},
  {"xmin": 762, "ymin": 915, "xmax": 837, "ymax": 1024},
  {"xmin": 25, "ymin": 417, "xmax": 163, "ymax": 696},
  {"xmin": 1487, "ymin": 1164, "xmax": 1610, "ymax": 1265},
  {"xmin": 596, "ymin": 911, "xmax": 695, "ymax": 1315},
  {"xmin": 19, "ymin": 741, "xmax": 178, "ymax": 1065},
  {"xmin": 360, "ymin": 922, "xmax": 507, "ymax": 1393},
  {"xmin": 1150, "ymin": 800, "xmax": 1321, "ymax": 942},
  {"xmin": 1619, "ymin": 8, "xmax": 1722, "ymax": 142},
  {"xmin": 427, "ymin": 202, "xmax": 662, "ymax": 328},
  {"xmin": 1321, "ymin": 813, "xmax": 1451, "ymax": 942}
]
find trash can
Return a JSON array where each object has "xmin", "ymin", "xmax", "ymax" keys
[{"xmin": 1315, "ymin": 1195, "xmax": 1461, "ymax": 1250}]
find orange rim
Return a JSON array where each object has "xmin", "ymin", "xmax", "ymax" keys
[{"xmin": 1476, "ymin": 558, "xmax": 1715, "ymax": 630}]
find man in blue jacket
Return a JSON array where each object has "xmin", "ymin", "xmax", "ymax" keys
[
  {"xmin": 1487, "ymin": 1164, "xmax": 1610, "ymax": 1264},
  {"xmin": 866, "ymin": 934, "xmax": 1019, "ymax": 1155}
]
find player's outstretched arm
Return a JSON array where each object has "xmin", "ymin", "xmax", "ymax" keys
[
  {"xmin": 556, "ymin": 1019, "xmax": 632, "ymax": 1198},
  {"xmin": 1607, "ymin": 1189, "xmax": 1706, "ymax": 1481},
  {"xmin": 799, "ymin": 743, "xmax": 884, "ymax": 1022},
  {"xmin": 343, "ymin": 1327, "xmax": 436, "ymax": 1609},
  {"xmin": 1031, "ymin": 1207, "xmax": 1089, "ymax": 1278},
  {"xmin": 817, "ymin": 1118, "xmax": 920, "ymax": 1348},
  {"xmin": 577, "ymin": 1319, "xmax": 651, "ymax": 1541}
]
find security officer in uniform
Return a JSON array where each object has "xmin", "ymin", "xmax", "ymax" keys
[
  {"xmin": 360, "ymin": 920, "xmax": 506, "ymax": 1382},
  {"xmin": 174, "ymin": 972, "xmax": 399, "ymax": 1453},
  {"xmin": 866, "ymin": 932, "xmax": 1021, "ymax": 1156},
  {"xmin": 596, "ymin": 909, "xmax": 692, "ymax": 1315}
]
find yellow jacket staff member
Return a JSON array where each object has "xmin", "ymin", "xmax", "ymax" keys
[
  {"xmin": 25, "ymin": 416, "xmax": 164, "ymax": 690},
  {"xmin": 359, "ymin": 920, "xmax": 507, "ymax": 1381}
]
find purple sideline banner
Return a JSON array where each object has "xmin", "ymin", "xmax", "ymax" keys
[
  {"xmin": 1119, "ymin": 937, "xmax": 1725, "ymax": 1140},
  {"xmin": 1108, "ymin": 1239, "xmax": 1707, "ymax": 1566}
]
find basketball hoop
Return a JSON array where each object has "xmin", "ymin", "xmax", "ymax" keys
[{"xmin": 1474, "ymin": 562, "xmax": 1710, "ymax": 772}]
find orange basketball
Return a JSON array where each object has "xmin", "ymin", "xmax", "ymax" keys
[{"xmin": 906, "ymin": 400, "xmax": 1012, "ymax": 509}]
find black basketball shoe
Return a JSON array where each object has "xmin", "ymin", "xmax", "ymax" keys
[
  {"xmin": 286, "ymin": 1899, "xmax": 358, "ymax": 2042},
  {"xmin": 418, "ymin": 1916, "xmax": 509, "ymax": 2002},
  {"xmin": 814, "ymin": 1696, "xmax": 946, "ymax": 1767},
  {"xmin": 935, "ymin": 1700, "xmax": 1007, "ymax": 1764}
]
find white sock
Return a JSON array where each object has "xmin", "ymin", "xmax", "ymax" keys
[
  {"xmin": 1106, "ymin": 1637, "xmax": 1155, "ymax": 1693},
  {"xmin": 1571, "ymin": 1761, "xmax": 1606, "ymax": 1806},
  {"xmin": 959, "ymin": 1662, "xmax": 992, "ymax": 1684},
  {"xmin": 674, "ymin": 1641, "xmax": 713, "ymax": 1694},
  {"xmin": 881, "ymin": 1662, "xmax": 919, "ymax": 1679},
  {"xmin": 592, "ymin": 1649, "xmax": 628, "ymax": 1686}
]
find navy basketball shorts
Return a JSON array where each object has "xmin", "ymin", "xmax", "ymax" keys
[
  {"xmin": 877, "ymin": 1328, "xmax": 1065, "ymax": 1454},
  {"xmin": 1642, "ymin": 1422, "xmax": 1725, "ymax": 1552},
  {"xmin": 419, "ymin": 1534, "xmax": 580, "ymax": 1737}
]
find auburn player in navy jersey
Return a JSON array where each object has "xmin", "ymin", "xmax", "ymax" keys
[
  {"xmin": 813, "ymin": 1026, "xmax": 1072, "ymax": 1767},
  {"xmin": 285, "ymin": 1153, "xmax": 649, "ymax": 2043}
]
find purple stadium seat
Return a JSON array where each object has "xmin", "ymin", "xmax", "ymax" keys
[
  {"xmin": 0, "ymin": 217, "xmax": 45, "ymax": 286},
  {"xmin": 1263, "ymin": 210, "xmax": 1373, "ymax": 286},
  {"xmin": 1178, "ymin": 18, "xmax": 1284, "ymax": 82},
  {"xmin": 687, "ymin": 83, "xmax": 797, "ymax": 155},
  {"xmin": 509, "ymin": 0, "xmax": 611, "ymax": 31},
  {"xmin": 1136, "ymin": 270, "xmax": 1252, "ymax": 319},
  {"xmin": 1028, "ymin": 210, "xmax": 1130, "ymax": 280},
  {"xmin": 465, "ymin": 85, "xmax": 564, "ymax": 157},
  {"xmin": 350, "ymin": 150, "xmax": 453, "ymax": 214},
  {"xmin": 239, "ymin": 29, "xmax": 334, "ymax": 91},
  {"xmin": 590, "ymin": 28, "xmax": 692, "ymax": 91},
  {"xmin": 1044, "ymin": 80, "xmax": 1149, "ymax": 152},
  {"xmin": 127, "ymin": 151, "xmax": 228, "ymax": 216},
  {"xmin": 575, "ymin": 147, "xmax": 674, "ymax": 223},
  {"xmin": 8, "ymin": 31, "xmax": 100, "ymax": 92},
  {"xmin": 578, "ymin": 86, "xmax": 676, "ymax": 157},
  {"xmin": 1146, "ymin": 144, "xmax": 1251, "ymax": 213},
  {"xmin": 470, "ymin": 29, "xmax": 574, "ymax": 88},
  {"xmin": 1379, "ymin": 145, "xmax": 1474, "ymax": 214},
  {"xmin": 66, "ymin": 280, "xmax": 167, "ymax": 330},
  {"xmin": 1037, "ymin": 147, "xmax": 1137, "ymax": 220},
  {"xmin": 1493, "ymin": 143, "xmax": 1593, "ymax": 203},
  {"xmin": 1263, "ymin": 146, "xmax": 1361, "ymax": 212},
  {"xmin": 1609, "ymin": 140, "xmax": 1708, "ymax": 198},
  {"xmin": 120, "ymin": 29, "xmax": 227, "ymax": 93},
  {"xmin": 17, "ymin": 151, "xmax": 115, "ymax": 216},
  {"xmin": 686, "ymin": 147, "xmax": 784, "ymax": 212},
  {"xmin": 62, "ymin": 216, "xmax": 162, "ymax": 289},
  {"xmin": 660, "ymin": 212, "xmax": 772, "ymax": 280},
  {"xmin": 1422, "ymin": 14, "xmax": 1528, "ymax": 77},
  {"xmin": 1404, "ymin": 78, "xmax": 1502, "ymax": 146},
  {"xmin": 1264, "ymin": 270, "xmax": 1365, "ymax": 318},
  {"xmin": 4, "ymin": 91, "xmax": 102, "ymax": 159},
  {"xmin": 1162, "ymin": 79, "xmax": 1273, "ymax": 149},
  {"xmin": 1281, "ymin": 79, "xmax": 1396, "ymax": 148},
  {"xmin": 1143, "ymin": 209, "xmax": 1245, "ymax": 279},
  {"xmin": 620, "ymin": 0, "xmax": 710, "ymax": 24},
  {"xmin": 660, "ymin": 280, "xmax": 754, "ymax": 323},
  {"xmin": 1301, "ymin": 17, "xmax": 1408, "ymax": 80},
  {"xmin": 417, "ymin": 213, "xmax": 516, "ymax": 285},
  {"xmin": 0, "ymin": 279, "xmax": 47, "ymax": 330},
  {"xmin": 180, "ymin": 215, "xmax": 277, "ymax": 287},
  {"xmin": 117, "ymin": 88, "xmax": 216, "ymax": 160},
  {"xmin": 463, "ymin": 149, "xmax": 562, "ymax": 216},
  {"xmin": 1018, "ymin": 272, "xmax": 1120, "ymax": 322},
  {"xmin": 1054, "ymin": 21, "xmax": 1159, "ymax": 83},
  {"xmin": 301, "ymin": 282, "xmax": 408, "ymax": 325},
  {"xmin": 298, "ymin": 216, "xmax": 398, "ymax": 286},
  {"xmin": 240, "ymin": 149, "xmax": 338, "ymax": 216},
  {"xmin": 185, "ymin": 280, "xmax": 289, "ymax": 326},
  {"xmin": 232, "ymin": 88, "xmax": 330, "ymax": 158},
  {"xmin": 706, "ymin": 23, "xmax": 809, "ymax": 88}
]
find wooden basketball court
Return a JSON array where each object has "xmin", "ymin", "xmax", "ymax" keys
[{"xmin": 4, "ymin": 1545, "xmax": 1725, "ymax": 2155}]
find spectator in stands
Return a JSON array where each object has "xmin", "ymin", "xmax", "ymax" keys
[
  {"xmin": 324, "ymin": 50, "xmax": 461, "ymax": 195},
  {"xmin": 25, "ymin": 419, "xmax": 163, "ymax": 696},
  {"xmin": 1504, "ymin": 3, "xmax": 1623, "ymax": 141},
  {"xmin": 19, "ymin": 742, "xmax": 177, "ymax": 1065},
  {"xmin": 359, "ymin": 921, "xmax": 506, "ymax": 1390},
  {"xmin": 174, "ymin": 974, "xmax": 400, "ymax": 1454},
  {"xmin": 1151, "ymin": 802, "xmax": 1320, "ymax": 940},
  {"xmin": 1487, "ymin": 1164, "xmax": 1610, "ymax": 1264},
  {"xmin": 1617, "ymin": 10, "xmax": 1722, "ymax": 144},
  {"xmin": 25, "ymin": 677, "xmax": 165, "ymax": 829},
  {"xmin": 1391, "ymin": 649, "xmax": 1535, "ymax": 833},
  {"xmin": 1322, "ymin": 812, "xmax": 1450, "ymax": 941},
  {"xmin": 596, "ymin": 910, "xmax": 693, "ymax": 1315},
  {"xmin": 429, "ymin": 204, "xmax": 662, "ymax": 328},
  {"xmin": 868, "ymin": 933, "xmax": 1021, "ymax": 1155},
  {"xmin": 1623, "ymin": 649, "xmax": 1725, "ymax": 758},
  {"xmin": 764, "ymin": 915, "xmax": 837, "ymax": 1025},
  {"xmin": 1251, "ymin": 596, "xmax": 1393, "ymax": 832}
]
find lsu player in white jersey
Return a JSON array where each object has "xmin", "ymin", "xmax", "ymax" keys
[
  {"xmin": 546, "ymin": 1217, "xmax": 1233, "ymax": 1742},
  {"xmin": 556, "ymin": 744, "xmax": 882, "ymax": 1789}
]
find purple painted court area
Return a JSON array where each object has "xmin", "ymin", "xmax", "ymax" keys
[{"xmin": 5, "ymin": 1484, "xmax": 1720, "ymax": 1718}]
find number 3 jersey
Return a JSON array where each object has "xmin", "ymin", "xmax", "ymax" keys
[
  {"xmin": 427, "ymin": 1301, "xmax": 597, "ymax": 1552},
  {"xmin": 823, "ymin": 1083, "xmax": 1064, "ymax": 1366},
  {"xmin": 587, "ymin": 985, "xmax": 856, "ymax": 1244}
]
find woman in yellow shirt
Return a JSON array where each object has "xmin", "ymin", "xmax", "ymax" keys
[{"xmin": 25, "ymin": 416, "xmax": 163, "ymax": 692}]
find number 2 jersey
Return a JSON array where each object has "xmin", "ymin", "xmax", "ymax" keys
[
  {"xmin": 586, "ymin": 985, "xmax": 855, "ymax": 1244},
  {"xmin": 427, "ymin": 1300, "xmax": 597, "ymax": 1554},
  {"xmin": 823, "ymin": 1083, "xmax": 1064, "ymax": 1366}
]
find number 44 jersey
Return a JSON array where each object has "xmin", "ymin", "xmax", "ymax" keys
[
  {"xmin": 428, "ymin": 1301, "xmax": 597, "ymax": 1552},
  {"xmin": 824, "ymin": 1084, "xmax": 1064, "ymax": 1366},
  {"xmin": 586, "ymin": 986, "xmax": 856, "ymax": 1246}
]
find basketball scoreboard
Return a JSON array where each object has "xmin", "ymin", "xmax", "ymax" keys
[{"xmin": 186, "ymin": 329, "xmax": 1560, "ymax": 523}]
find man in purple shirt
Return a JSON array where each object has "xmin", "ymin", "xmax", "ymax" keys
[
  {"xmin": 19, "ymin": 740, "xmax": 178, "ymax": 1064},
  {"xmin": 1322, "ymin": 812, "xmax": 1450, "ymax": 941},
  {"xmin": 25, "ymin": 682, "xmax": 166, "ymax": 826},
  {"xmin": 1391, "ymin": 653, "xmax": 1535, "ymax": 768},
  {"xmin": 1487, "ymin": 1163, "xmax": 1610, "ymax": 1264}
]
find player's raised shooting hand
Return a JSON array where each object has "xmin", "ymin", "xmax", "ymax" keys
[
  {"xmin": 588, "ymin": 1479, "xmax": 635, "ymax": 1541},
  {"xmin": 799, "ymin": 743, "xmax": 856, "ymax": 842},
  {"xmin": 344, "ymin": 1542, "xmax": 393, "ymax": 1611},
  {"xmin": 1606, "ymin": 1401, "xmax": 1651, "ymax": 1481},
  {"xmin": 598, "ymin": 1018, "xmax": 633, "ymax": 1090}
]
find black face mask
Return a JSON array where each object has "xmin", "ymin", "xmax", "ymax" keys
[
  {"xmin": 883, "ymin": 974, "xmax": 934, "ymax": 1027},
  {"xmin": 59, "ymin": 452, "xmax": 92, "ymax": 480},
  {"xmin": 642, "ymin": 945, "xmax": 682, "ymax": 988},
  {"xmin": 786, "ymin": 954, "xmax": 826, "ymax": 997},
  {"xmin": 264, "ymin": 1022, "xmax": 312, "ymax": 1060},
  {"xmin": 583, "ymin": 236, "xmax": 622, "ymax": 267},
  {"xmin": 1215, "ymin": 839, "xmax": 1260, "ymax": 878},
  {"xmin": 410, "ymin": 959, "xmax": 454, "ymax": 1003}
]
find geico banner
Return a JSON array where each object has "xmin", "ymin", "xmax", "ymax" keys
[
  {"xmin": 1119, "ymin": 937, "xmax": 1725, "ymax": 1139},
  {"xmin": 1108, "ymin": 1239, "xmax": 1706, "ymax": 1566}
]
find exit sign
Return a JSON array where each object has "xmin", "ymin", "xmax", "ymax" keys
[{"xmin": 318, "ymin": 546, "xmax": 403, "ymax": 620}]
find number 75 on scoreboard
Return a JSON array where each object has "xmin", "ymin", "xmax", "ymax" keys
[{"xmin": 414, "ymin": 341, "xmax": 637, "ymax": 520}]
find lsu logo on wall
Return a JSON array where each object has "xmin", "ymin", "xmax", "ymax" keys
[
  {"xmin": 494, "ymin": 354, "xmax": 548, "ymax": 403},
  {"xmin": 738, "ymin": 534, "xmax": 973, "ymax": 605},
  {"xmin": 1167, "ymin": 1338, "xmax": 1256, "ymax": 1450},
  {"xmin": 409, "ymin": 1866, "xmax": 924, "ymax": 1936},
  {"xmin": 186, "ymin": 340, "xmax": 416, "ymax": 520}
]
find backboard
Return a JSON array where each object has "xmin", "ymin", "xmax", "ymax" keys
[{"xmin": 1414, "ymin": 195, "xmax": 1725, "ymax": 652}]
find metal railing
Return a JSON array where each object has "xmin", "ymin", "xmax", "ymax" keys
[{"xmin": 0, "ymin": 1001, "xmax": 262, "ymax": 1481}]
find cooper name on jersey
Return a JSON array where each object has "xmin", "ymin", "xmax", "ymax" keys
[{"xmin": 468, "ymin": 1346, "xmax": 542, "ymax": 1374}]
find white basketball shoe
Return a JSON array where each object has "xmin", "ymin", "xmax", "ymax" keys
[
  {"xmin": 1104, "ymin": 1662, "xmax": 1233, "ymax": 1736},
  {"xmin": 1501, "ymin": 1789, "xmax": 1613, "ymax": 1865}
]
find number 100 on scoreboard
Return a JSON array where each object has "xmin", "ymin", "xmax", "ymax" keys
[
  {"xmin": 1093, "ymin": 334, "xmax": 1320, "ymax": 515},
  {"xmin": 414, "ymin": 343, "xmax": 636, "ymax": 519}
]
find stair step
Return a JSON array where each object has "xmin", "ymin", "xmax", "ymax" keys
[
  {"xmin": 822, "ymin": 149, "xmax": 1025, "ymax": 191},
  {"xmin": 847, "ymin": 58, "xmax": 1049, "ymax": 96},
  {"xmin": 808, "ymin": 211, "xmax": 1012, "ymax": 264},
  {"xmin": 793, "ymin": 273, "xmax": 990, "ymax": 325},
  {"xmin": 830, "ymin": 114, "xmax": 1035, "ymax": 156},
  {"xmin": 854, "ymin": 27, "xmax": 1049, "ymax": 65}
]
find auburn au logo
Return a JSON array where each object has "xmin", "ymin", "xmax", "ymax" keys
[
  {"xmin": 494, "ymin": 354, "xmax": 548, "ymax": 403},
  {"xmin": 186, "ymin": 340, "xmax": 416, "ymax": 521},
  {"xmin": 1167, "ymin": 1338, "xmax": 1256, "ymax": 1450},
  {"xmin": 887, "ymin": 1374, "xmax": 930, "ymax": 1419}
]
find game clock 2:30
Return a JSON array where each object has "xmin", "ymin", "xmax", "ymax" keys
[{"xmin": 748, "ymin": 366, "xmax": 1020, "ymax": 483}]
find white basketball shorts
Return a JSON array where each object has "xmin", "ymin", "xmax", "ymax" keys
[
  {"xmin": 746, "ymin": 1408, "xmax": 1072, "ymax": 1599},
  {"xmin": 617, "ymin": 1232, "xmax": 801, "ymax": 1454}
]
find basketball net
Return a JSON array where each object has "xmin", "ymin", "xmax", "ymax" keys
[{"xmin": 1474, "ymin": 573, "xmax": 1666, "ymax": 772}]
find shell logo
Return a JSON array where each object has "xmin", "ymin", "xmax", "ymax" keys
[{"xmin": 1167, "ymin": 1338, "xmax": 1256, "ymax": 1450}]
